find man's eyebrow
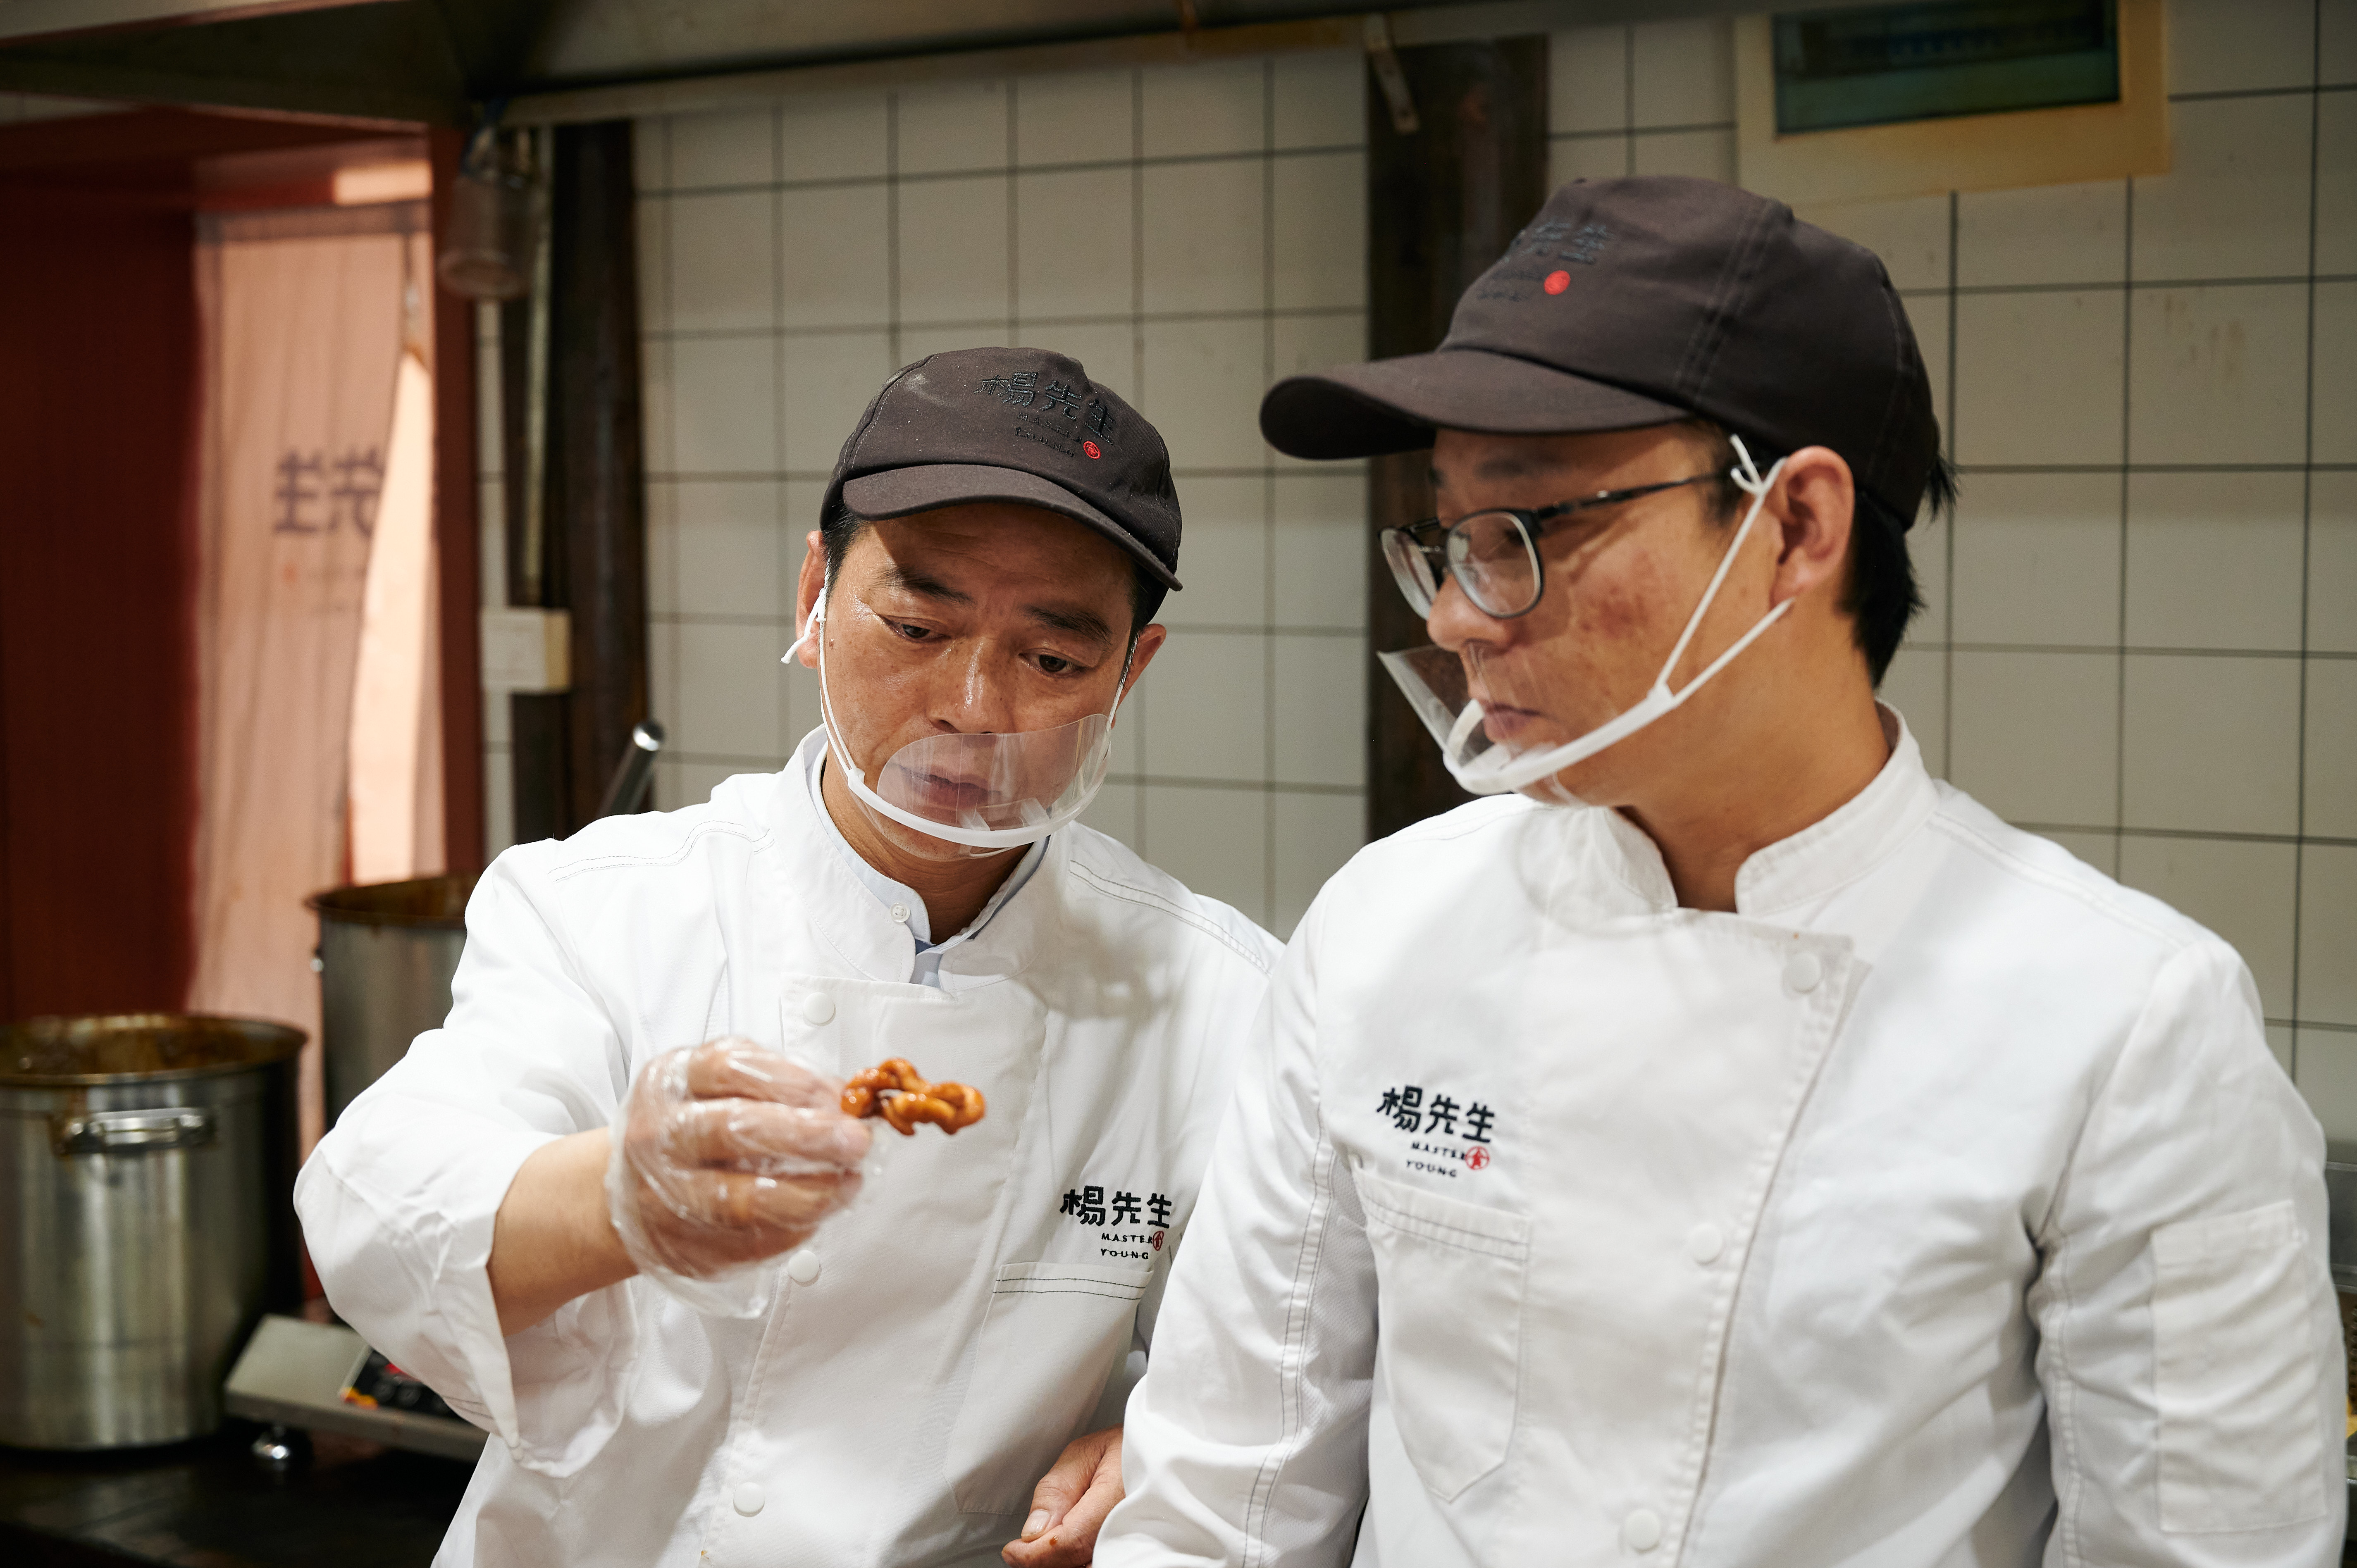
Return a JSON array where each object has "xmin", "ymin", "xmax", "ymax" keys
[
  {"xmin": 1026, "ymin": 602, "xmax": 1115, "ymax": 645},
  {"xmin": 882, "ymin": 563, "xmax": 973, "ymax": 605}
]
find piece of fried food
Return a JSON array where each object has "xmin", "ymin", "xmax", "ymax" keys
[{"xmin": 840, "ymin": 1057, "xmax": 986, "ymax": 1136}]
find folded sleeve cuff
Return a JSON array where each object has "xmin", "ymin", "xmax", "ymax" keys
[{"xmin": 299, "ymin": 1122, "xmax": 640, "ymax": 1478}]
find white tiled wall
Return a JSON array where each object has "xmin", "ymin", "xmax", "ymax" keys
[
  {"xmin": 621, "ymin": 55, "xmax": 1370, "ymax": 936},
  {"xmin": 1546, "ymin": 2, "xmax": 2356, "ymax": 1129},
  {"xmin": 475, "ymin": 6, "xmax": 2350, "ymax": 1094}
]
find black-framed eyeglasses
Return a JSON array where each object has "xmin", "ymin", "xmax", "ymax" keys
[{"xmin": 1378, "ymin": 469, "xmax": 1729, "ymax": 620}]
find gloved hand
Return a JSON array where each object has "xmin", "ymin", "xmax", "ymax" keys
[{"xmin": 605, "ymin": 1038, "xmax": 872, "ymax": 1288}]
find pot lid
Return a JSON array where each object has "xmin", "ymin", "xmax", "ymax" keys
[
  {"xmin": 306, "ymin": 871, "xmax": 479, "ymax": 929},
  {"xmin": 0, "ymin": 1013, "xmax": 305, "ymax": 1086}
]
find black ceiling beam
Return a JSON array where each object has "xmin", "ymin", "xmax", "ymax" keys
[{"xmin": 0, "ymin": 0, "xmax": 477, "ymax": 126}]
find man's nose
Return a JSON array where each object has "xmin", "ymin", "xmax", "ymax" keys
[
  {"xmin": 933, "ymin": 641, "xmax": 1021, "ymax": 734},
  {"xmin": 1423, "ymin": 571, "xmax": 1515, "ymax": 654}
]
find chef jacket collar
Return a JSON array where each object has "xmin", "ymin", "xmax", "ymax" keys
[
  {"xmin": 775, "ymin": 728, "xmax": 1058, "ymax": 992},
  {"xmin": 798, "ymin": 736, "xmax": 1046, "ymax": 988},
  {"xmin": 1583, "ymin": 704, "xmax": 1937, "ymax": 919}
]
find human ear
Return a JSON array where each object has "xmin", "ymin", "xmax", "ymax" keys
[
  {"xmin": 1765, "ymin": 447, "xmax": 1855, "ymax": 610},
  {"xmin": 794, "ymin": 530, "xmax": 825, "ymax": 669},
  {"xmin": 1116, "ymin": 624, "xmax": 1168, "ymax": 707}
]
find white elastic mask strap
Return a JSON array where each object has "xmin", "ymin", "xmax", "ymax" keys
[
  {"xmin": 808, "ymin": 580, "xmax": 872, "ymax": 792},
  {"xmin": 1648, "ymin": 443, "xmax": 1788, "ymax": 708},
  {"xmin": 782, "ymin": 578, "xmax": 861, "ymax": 787},
  {"xmin": 782, "ymin": 586, "xmax": 824, "ymax": 669}
]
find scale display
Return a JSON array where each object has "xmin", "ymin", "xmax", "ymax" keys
[{"xmin": 342, "ymin": 1347, "xmax": 462, "ymax": 1423}]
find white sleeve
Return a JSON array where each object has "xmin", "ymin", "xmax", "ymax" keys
[
  {"xmin": 1099, "ymin": 898, "xmax": 1377, "ymax": 1568},
  {"xmin": 2029, "ymin": 938, "xmax": 2345, "ymax": 1567},
  {"xmin": 294, "ymin": 853, "xmax": 642, "ymax": 1479}
]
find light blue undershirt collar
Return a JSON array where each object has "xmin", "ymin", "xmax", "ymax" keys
[{"xmin": 803, "ymin": 741, "xmax": 1045, "ymax": 989}]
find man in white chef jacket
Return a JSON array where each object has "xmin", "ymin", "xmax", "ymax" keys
[
  {"xmin": 1099, "ymin": 176, "xmax": 2344, "ymax": 1567},
  {"xmin": 298, "ymin": 347, "xmax": 1280, "ymax": 1567}
]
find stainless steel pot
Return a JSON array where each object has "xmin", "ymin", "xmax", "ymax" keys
[
  {"xmin": 0, "ymin": 1014, "xmax": 303, "ymax": 1449},
  {"xmin": 307, "ymin": 873, "xmax": 475, "ymax": 1129}
]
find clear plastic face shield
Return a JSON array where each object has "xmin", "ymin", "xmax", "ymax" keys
[
  {"xmin": 783, "ymin": 578, "xmax": 1128, "ymax": 860},
  {"xmin": 1377, "ymin": 434, "xmax": 1789, "ymax": 803}
]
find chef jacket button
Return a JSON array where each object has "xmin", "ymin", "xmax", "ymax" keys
[
  {"xmin": 889, "ymin": 902, "xmax": 910, "ymax": 924},
  {"xmin": 1687, "ymin": 1224, "xmax": 1725, "ymax": 1265},
  {"xmin": 800, "ymin": 992, "xmax": 835, "ymax": 1025},
  {"xmin": 733, "ymin": 1482, "xmax": 765, "ymax": 1516},
  {"xmin": 786, "ymin": 1249, "xmax": 822, "ymax": 1285},
  {"xmin": 1783, "ymin": 951, "xmax": 1823, "ymax": 994},
  {"xmin": 1622, "ymin": 1508, "xmax": 1663, "ymax": 1552}
]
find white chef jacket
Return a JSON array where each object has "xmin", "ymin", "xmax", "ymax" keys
[
  {"xmin": 297, "ymin": 728, "xmax": 1279, "ymax": 1568},
  {"xmin": 1100, "ymin": 709, "xmax": 2343, "ymax": 1568}
]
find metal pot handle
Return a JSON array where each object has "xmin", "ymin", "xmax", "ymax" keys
[{"xmin": 50, "ymin": 1108, "xmax": 216, "ymax": 1156}]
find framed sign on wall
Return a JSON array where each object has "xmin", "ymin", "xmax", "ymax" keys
[{"xmin": 1735, "ymin": 0, "xmax": 2168, "ymax": 204}]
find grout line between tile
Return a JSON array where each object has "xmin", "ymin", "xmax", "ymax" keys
[
  {"xmin": 647, "ymin": 463, "xmax": 1368, "ymax": 483},
  {"xmin": 1549, "ymin": 120, "xmax": 1734, "ymax": 141},
  {"xmin": 1933, "ymin": 642, "xmax": 2339, "ymax": 660},
  {"xmin": 1005, "ymin": 84, "xmax": 1020, "ymax": 345},
  {"xmin": 2169, "ymin": 83, "xmax": 2349, "ymax": 103},
  {"xmin": 771, "ymin": 102, "xmax": 792, "ymax": 760},
  {"xmin": 646, "ymin": 144, "xmax": 1368, "ymax": 200},
  {"xmin": 1943, "ymin": 189, "xmax": 1958, "ymax": 778},
  {"xmin": 1110, "ymin": 774, "xmax": 1366, "ymax": 797},
  {"xmin": 1622, "ymin": 26, "xmax": 1636, "ymax": 177},
  {"xmin": 2114, "ymin": 175, "xmax": 2134, "ymax": 850},
  {"xmin": 1130, "ymin": 67, "xmax": 1149, "ymax": 855},
  {"xmin": 2009, "ymin": 822, "xmax": 2357, "ymax": 850},
  {"xmin": 1898, "ymin": 274, "xmax": 2356, "ymax": 299},
  {"xmin": 886, "ymin": 91, "xmax": 903, "ymax": 368},
  {"xmin": 648, "ymin": 305, "xmax": 1365, "ymax": 341},
  {"xmin": 2292, "ymin": 0, "xmax": 2325, "ymax": 1072},
  {"xmin": 1263, "ymin": 56, "xmax": 1279, "ymax": 928},
  {"xmin": 656, "ymin": 118, "xmax": 680, "ymax": 808},
  {"xmin": 1956, "ymin": 461, "xmax": 2355, "ymax": 474}
]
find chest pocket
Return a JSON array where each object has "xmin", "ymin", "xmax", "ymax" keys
[
  {"xmin": 1358, "ymin": 1167, "xmax": 1530, "ymax": 1501},
  {"xmin": 944, "ymin": 1261, "xmax": 1150, "ymax": 1516}
]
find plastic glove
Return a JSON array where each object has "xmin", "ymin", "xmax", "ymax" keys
[{"xmin": 606, "ymin": 1038, "xmax": 871, "ymax": 1293}]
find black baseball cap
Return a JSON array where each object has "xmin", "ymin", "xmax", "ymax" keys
[
  {"xmin": 825, "ymin": 347, "xmax": 1183, "ymax": 589},
  {"xmin": 1260, "ymin": 176, "xmax": 1940, "ymax": 527}
]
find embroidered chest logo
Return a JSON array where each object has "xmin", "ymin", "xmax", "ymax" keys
[
  {"xmin": 1059, "ymin": 1184, "xmax": 1173, "ymax": 1262},
  {"xmin": 1375, "ymin": 1084, "xmax": 1496, "ymax": 1179}
]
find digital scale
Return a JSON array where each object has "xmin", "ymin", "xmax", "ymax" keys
[{"xmin": 224, "ymin": 1313, "xmax": 485, "ymax": 1463}]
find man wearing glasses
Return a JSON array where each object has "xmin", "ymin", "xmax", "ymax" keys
[{"xmin": 1097, "ymin": 177, "xmax": 2341, "ymax": 1566}]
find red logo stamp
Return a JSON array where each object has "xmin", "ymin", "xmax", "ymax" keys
[
  {"xmin": 1544, "ymin": 270, "xmax": 1571, "ymax": 295},
  {"xmin": 1464, "ymin": 1146, "xmax": 1491, "ymax": 1171},
  {"xmin": 1150, "ymin": 1230, "xmax": 1165, "ymax": 1251},
  {"xmin": 1082, "ymin": 440, "xmax": 1103, "ymax": 459}
]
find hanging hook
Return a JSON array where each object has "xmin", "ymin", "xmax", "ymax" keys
[{"xmin": 1364, "ymin": 15, "xmax": 1420, "ymax": 135}]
